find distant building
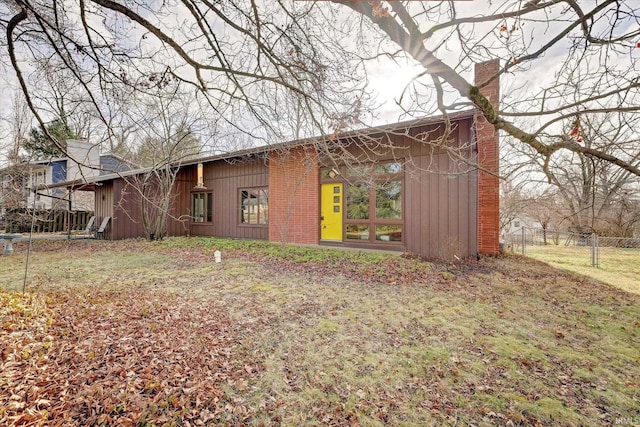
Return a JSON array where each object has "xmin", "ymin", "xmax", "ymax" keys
[
  {"xmin": 0, "ymin": 139, "xmax": 137, "ymax": 213},
  {"xmin": 501, "ymin": 216, "xmax": 542, "ymax": 243}
]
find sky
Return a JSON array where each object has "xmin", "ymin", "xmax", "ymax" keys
[
  {"xmin": 1, "ymin": 0, "xmax": 638, "ymax": 165},
  {"xmin": 0, "ymin": 0, "xmax": 432, "ymax": 157}
]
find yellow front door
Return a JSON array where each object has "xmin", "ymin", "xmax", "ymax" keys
[{"xmin": 321, "ymin": 183, "xmax": 343, "ymax": 241}]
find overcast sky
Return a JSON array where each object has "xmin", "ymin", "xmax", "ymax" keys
[{"xmin": 1, "ymin": 0, "xmax": 638, "ymax": 163}]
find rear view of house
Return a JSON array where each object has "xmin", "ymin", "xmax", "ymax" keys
[{"xmin": 56, "ymin": 61, "xmax": 501, "ymax": 258}]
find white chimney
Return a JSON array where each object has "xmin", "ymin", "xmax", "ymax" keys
[{"xmin": 66, "ymin": 139, "xmax": 100, "ymax": 182}]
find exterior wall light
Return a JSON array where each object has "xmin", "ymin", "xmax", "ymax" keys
[{"xmin": 194, "ymin": 163, "xmax": 207, "ymax": 189}]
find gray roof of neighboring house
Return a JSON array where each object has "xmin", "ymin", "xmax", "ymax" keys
[{"xmin": 99, "ymin": 154, "xmax": 139, "ymax": 175}]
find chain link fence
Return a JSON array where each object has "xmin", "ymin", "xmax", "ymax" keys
[{"xmin": 504, "ymin": 227, "xmax": 640, "ymax": 268}]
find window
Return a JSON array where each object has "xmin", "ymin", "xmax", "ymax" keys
[
  {"xmin": 346, "ymin": 183, "xmax": 370, "ymax": 220},
  {"xmin": 375, "ymin": 162, "xmax": 402, "ymax": 175},
  {"xmin": 240, "ymin": 188, "xmax": 268, "ymax": 225},
  {"xmin": 346, "ymin": 224, "xmax": 369, "ymax": 240},
  {"xmin": 346, "ymin": 164, "xmax": 373, "ymax": 177},
  {"xmin": 192, "ymin": 192, "xmax": 212, "ymax": 223},
  {"xmin": 375, "ymin": 225, "xmax": 402, "ymax": 242},
  {"xmin": 375, "ymin": 181, "xmax": 402, "ymax": 220},
  {"xmin": 31, "ymin": 170, "xmax": 46, "ymax": 188},
  {"xmin": 344, "ymin": 162, "xmax": 403, "ymax": 244}
]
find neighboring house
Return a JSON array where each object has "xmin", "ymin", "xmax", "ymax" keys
[
  {"xmin": 49, "ymin": 61, "xmax": 501, "ymax": 258},
  {"xmin": 0, "ymin": 139, "xmax": 136, "ymax": 212},
  {"xmin": 501, "ymin": 216, "xmax": 542, "ymax": 243}
]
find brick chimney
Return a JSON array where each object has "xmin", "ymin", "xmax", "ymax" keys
[{"xmin": 475, "ymin": 60, "xmax": 500, "ymax": 256}]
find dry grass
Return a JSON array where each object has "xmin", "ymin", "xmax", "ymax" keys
[
  {"xmin": 525, "ymin": 245, "xmax": 640, "ymax": 295},
  {"xmin": 1, "ymin": 238, "xmax": 639, "ymax": 426}
]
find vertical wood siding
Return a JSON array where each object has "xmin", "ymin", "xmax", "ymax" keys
[
  {"xmin": 94, "ymin": 172, "xmax": 187, "ymax": 240},
  {"xmin": 186, "ymin": 157, "xmax": 269, "ymax": 240},
  {"xmin": 404, "ymin": 152, "xmax": 478, "ymax": 258},
  {"xmin": 94, "ymin": 183, "xmax": 114, "ymax": 239},
  {"xmin": 401, "ymin": 118, "xmax": 478, "ymax": 258},
  {"xmin": 168, "ymin": 169, "xmax": 192, "ymax": 237},
  {"xmin": 112, "ymin": 179, "xmax": 146, "ymax": 240}
]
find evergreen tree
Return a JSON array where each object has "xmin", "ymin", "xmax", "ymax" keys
[{"xmin": 24, "ymin": 119, "xmax": 76, "ymax": 159}]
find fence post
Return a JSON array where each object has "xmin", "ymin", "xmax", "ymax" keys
[
  {"xmin": 591, "ymin": 232, "xmax": 599, "ymax": 268},
  {"xmin": 521, "ymin": 226, "xmax": 526, "ymax": 256}
]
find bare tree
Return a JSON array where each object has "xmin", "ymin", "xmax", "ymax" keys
[
  {"xmin": 524, "ymin": 190, "xmax": 562, "ymax": 245},
  {"xmin": 334, "ymin": 1, "xmax": 640, "ymax": 177},
  {"xmin": 2, "ymin": 0, "xmax": 367, "ymax": 160},
  {"xmin": 2, "ymin": 92, "xmax": 32, "ymax": 164},
  {"xmin": 0, "ymin": 93, "xmax": 32, "ymax": 229},
  {"xmin": 598, "ymin": 192, "xmax": 640, "ymax": 238},
  {"xmin": 123, "ymin": 86, "xmax": 205, "ymax": 240},
  {"xmin": 512, "ymin": 113, "xmax": 640, "ymax": 236},
  {"xmin": 501, "ymin": 110, "xmax": 640, "ymax": 240},
  {"xmin": 3, "ymin": 1, "xmax": 639, "ymax": 180}
]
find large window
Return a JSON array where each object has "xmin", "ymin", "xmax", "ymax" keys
[
  {"xmin": 240, "ymin": 188, "xmax": 268, "ymax": 225},
  {"xmin": 192, "ymin": 192, "xmax": 212, "ymax": 223},
  {"xmin": 343, "ymin": 161, "xmax": 403, "ymax": 243},
  {"xmin": 346, "ymin": 183, "xmax": 370, "ymax": 220}
]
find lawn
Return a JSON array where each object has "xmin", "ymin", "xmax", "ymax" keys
[
  {"xmin": 525, "ymin": 245, "xmax": 640, "ymax": 295},
  {"xmin": 1, "ymin": 237, "xmax": 639, "ymax": 426}
]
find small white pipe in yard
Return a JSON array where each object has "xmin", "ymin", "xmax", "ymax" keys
[{"xmin": 521, "ymin": 226, "xmax": 526, "ymax": 256}]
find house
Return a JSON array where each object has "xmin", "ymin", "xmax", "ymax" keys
[
  {"xmin": 48, "ymin": 60, "xmax": 500, "ymax": 258},
  {"xmin": 501, "ymin": 215, "xmax": 543, "ymax": 245},
  {"xmin": 0, "ymin": 139, "xmax": 136, "ymax": 212}
]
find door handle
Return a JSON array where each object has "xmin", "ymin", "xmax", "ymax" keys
[{"xmin": 320, "ymin": 216, "xmax": 324, "ymax": 220}]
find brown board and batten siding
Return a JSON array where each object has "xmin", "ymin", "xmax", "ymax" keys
[
  {"xmin": 404, "ymin": 116, "xmax": 477, "ymax": 259},
  {"xmin": 97, "ymin": 172, "xmax": 191, "ymax": 240},
  {"xmin": 403, "ymin": 118, "xmax": 478, "ymax": 258},
  {"xmin": 92, "ymin": 157, "xmax": 268, "ymax": 241},
  {"xmin": 188, "ymin": 156, "xmax": 269, "ymax": 240},
  {"xmin": 167, "ymin": 169, "xmax": 192, "ymax": 237},
  {"xmin": 110, "ymin": 179, "xmax": 146, "ymax": 240},
  {"xmin": 94, "ymin": 182, "xmax": 115, "ymax": 240}
]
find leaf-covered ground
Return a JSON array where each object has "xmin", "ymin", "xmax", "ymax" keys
[{"xmin": 1, "ymin": 238, "xmax": 639, "ymax": 426}]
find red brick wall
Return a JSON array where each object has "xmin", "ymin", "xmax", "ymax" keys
[
  {"xmin": 268, "ymin": 147, "xmax": 320, "ymax": 244},
  {"xmin": 475, "ymin": 59, "xmax": 501, "ymax": 255}
]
